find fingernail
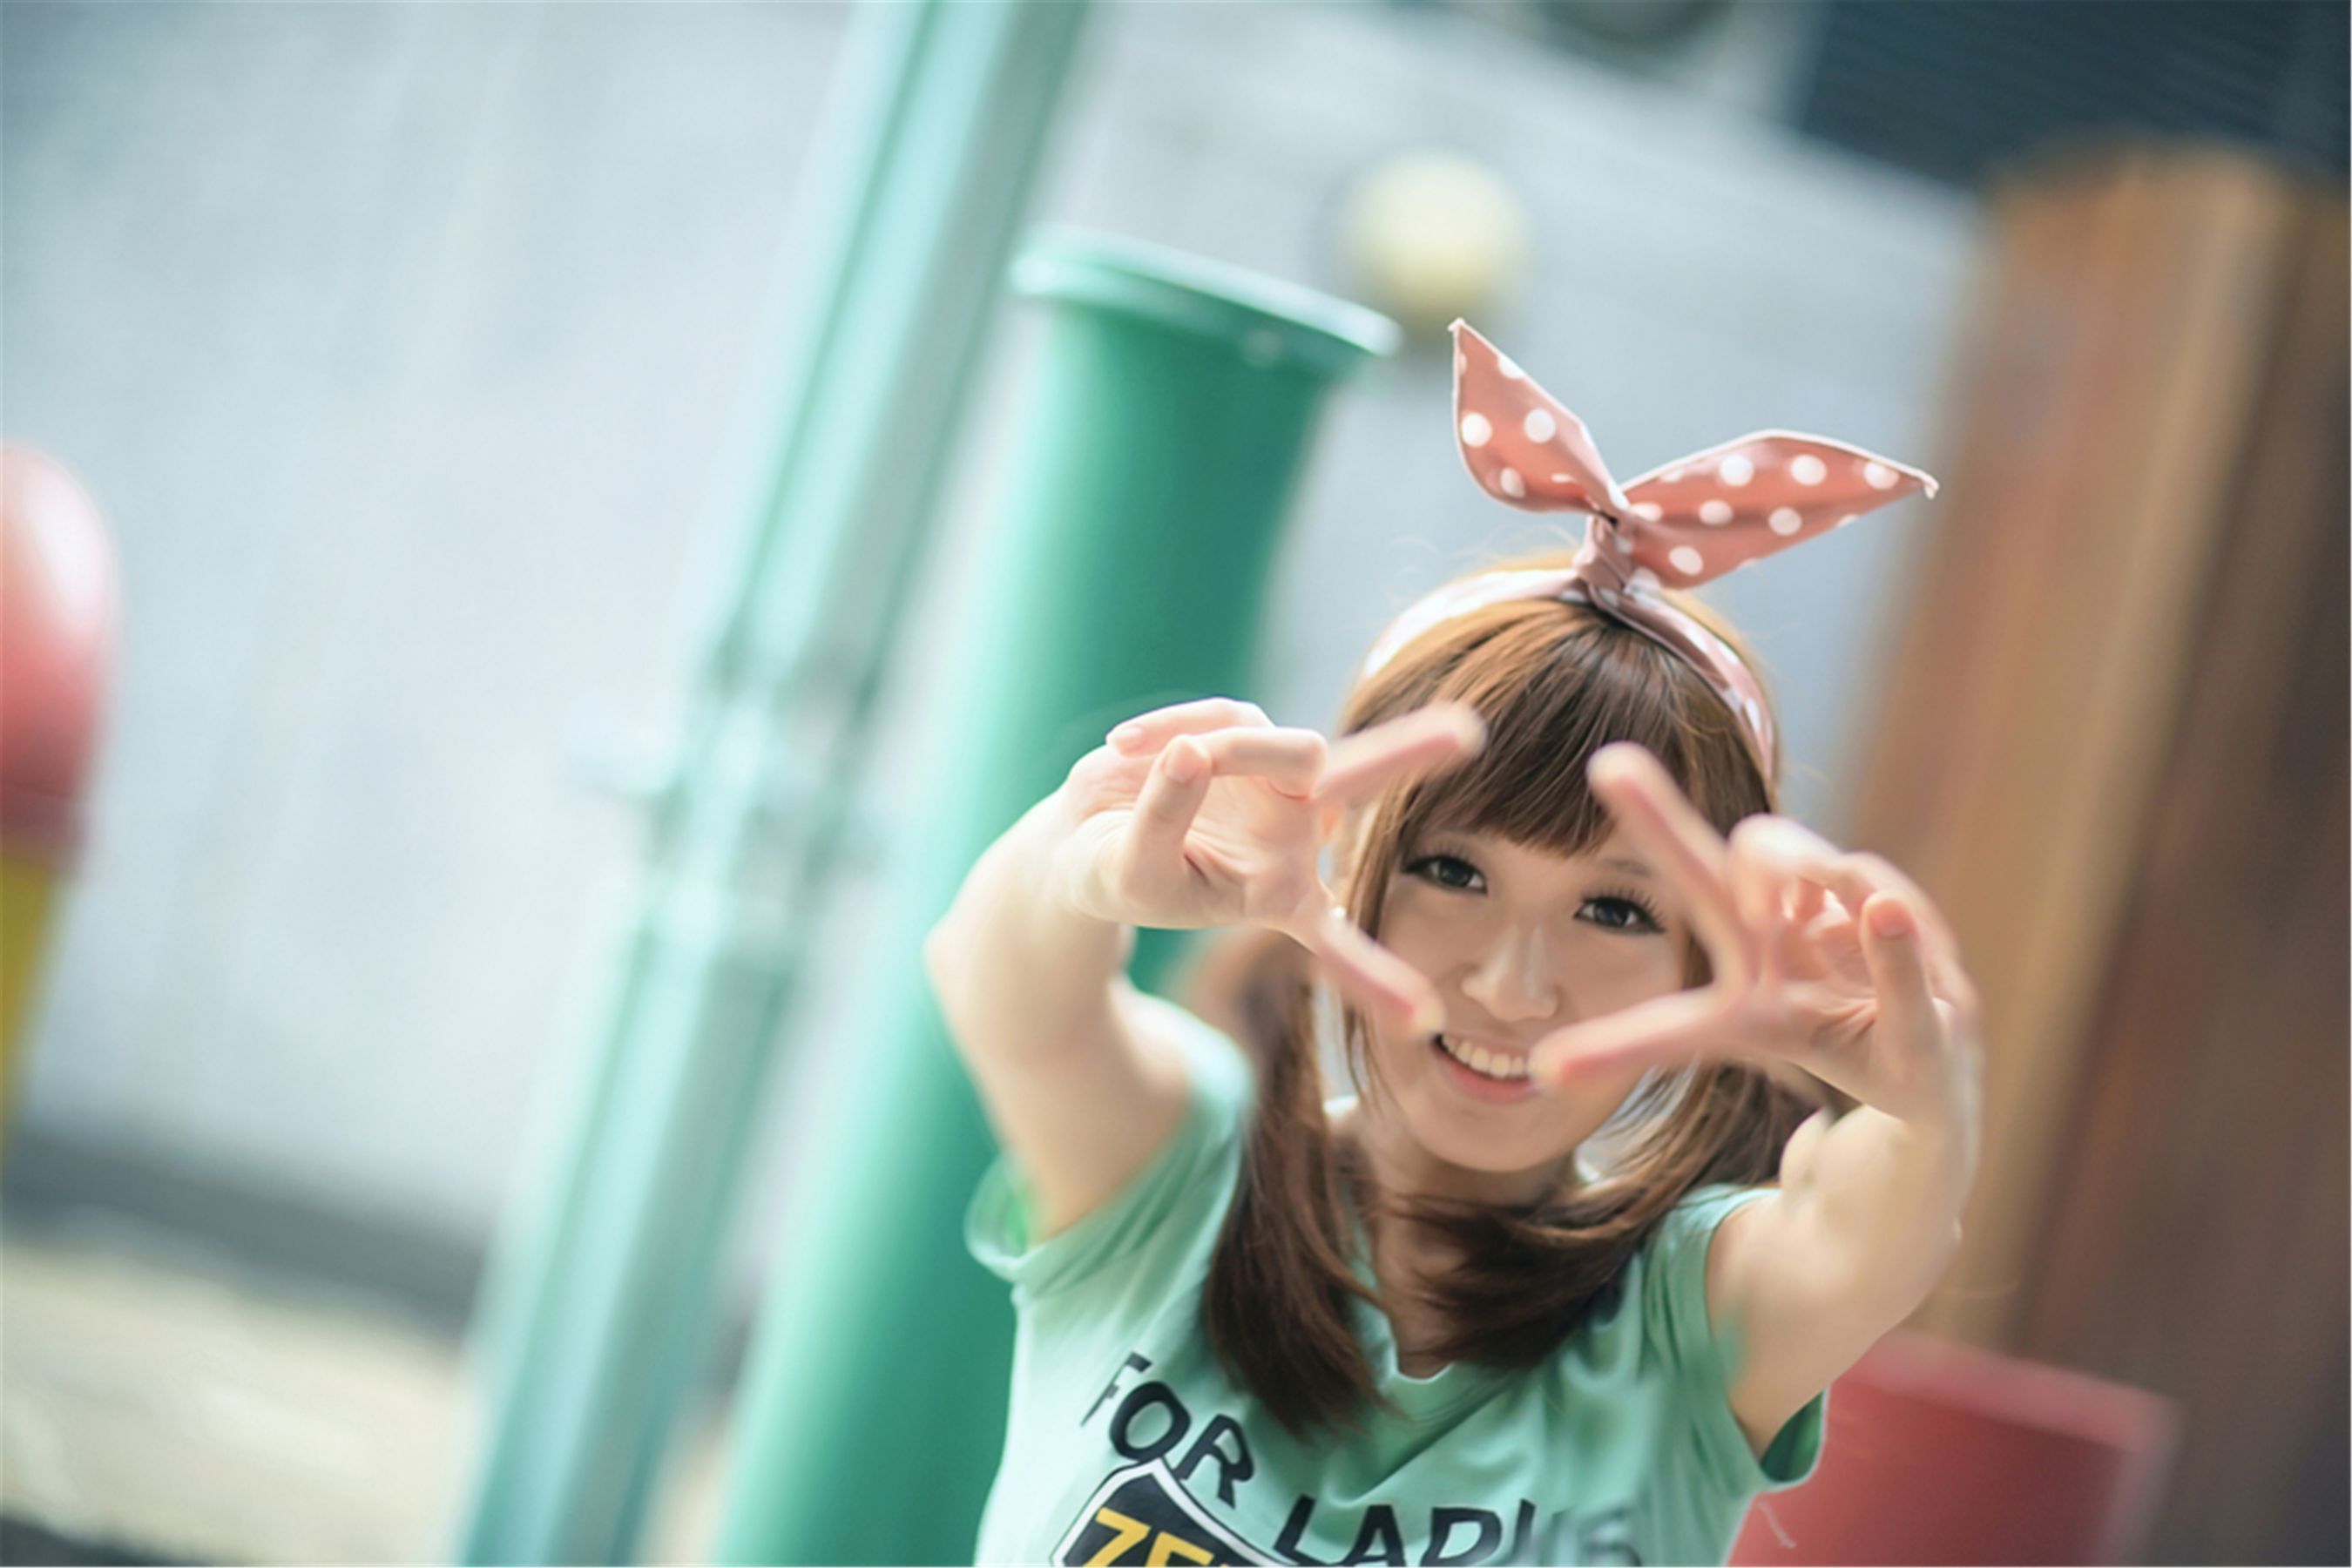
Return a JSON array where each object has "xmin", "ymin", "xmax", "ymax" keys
[
  {"xmin": 1109, "ymin": 723, "xmax": 1145, "ymax": 752},
  {"xmin": 1445, "ymin": 706, "xmax": 1489, "ymax": 755},
  {"xmin": 1870, "ymin": 900, "xmax": 1911, "ymax": 938},
  {"xmin": 1163, "ymin": 739, "xmax": 1203, "ymax": 782},
  {"xmin": 1587, "ymin": 745, "xmax": 1637, "ymax": 782},
  {"xmin": 1411, "ymin": 995, "xmax": 1445, "ymax": 1036}
]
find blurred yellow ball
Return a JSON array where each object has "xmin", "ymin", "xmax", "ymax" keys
[{"xmin": 1338, "ymin": 152, "xmax": 1530, "ymax": 339}]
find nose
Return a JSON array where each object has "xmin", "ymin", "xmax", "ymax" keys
[{"xmin": 1458, "ymin": 923, "xmax": 1560, "ymax": 1024}]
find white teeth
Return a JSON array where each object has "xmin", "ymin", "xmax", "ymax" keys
[{"xmin": 1439, "ymin": 1034, "xmax": 1529, "ymax": 1082}]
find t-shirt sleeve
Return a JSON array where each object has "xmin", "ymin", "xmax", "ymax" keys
[
  {"xmin": 1642, "ymin": 1183, "xmax": 1829, "ymax": 1497},
  {"xmin": 963, "ymin": 997, "xmax": 1255, "ymax": 1313}
]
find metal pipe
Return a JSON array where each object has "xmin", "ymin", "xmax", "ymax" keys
[
  {"xmin": 453, "ymin": 5, "xmax": 1092, "ymax": 1560},
  {"xmin": 713, "ymin": 229, "xmax": 1398, "ymax": 1566}
]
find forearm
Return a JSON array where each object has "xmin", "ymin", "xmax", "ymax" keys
[
  {"xmin": 1788, "ymin": 1096, "xmax": 1977, "ymax": 1313},
  {"xmin": 925, "ymin": 794, "xmax": 1199, "ymax": 1238}
]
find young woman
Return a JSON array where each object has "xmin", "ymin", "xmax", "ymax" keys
[{"xmin": 924, "ymin": 323, "xmax": 1984, "ymax": 1567}]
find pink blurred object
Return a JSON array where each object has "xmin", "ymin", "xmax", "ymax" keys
[
  {"xmin": 1729, "ymin": 1329, "xmax": 2181, "ymax": 1566},
  {"xmin": 0, "ymin": 446, "xmax": 118, "ymax": 869}
]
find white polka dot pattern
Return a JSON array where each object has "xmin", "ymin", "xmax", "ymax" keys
[{"xmin": 1416, "ymin": 319, "xmax": 1943, "ymax": 781}]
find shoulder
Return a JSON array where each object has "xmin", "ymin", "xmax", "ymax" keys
[
  {"xmin": 1647, "ymin": 1182, "xmax": 1774, "ymax": 1260},
  {"xmin": 1635, "ymin": 1181, "xmax": 1829, "ymax": 1493},
  {"xmin": 965, "ymin": 999, "xmax": 1255, "ymax": 1308},
  {"xmin": 1125, "ymin": 988, "xmax": 1257, "ymax": 1122},
  {"xmin": 1636, "ymin": 1182, "xmax": 1777, "ymax": 1371}
]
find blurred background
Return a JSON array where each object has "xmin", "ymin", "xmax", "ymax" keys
[{"xmin": 1, "ymin": 2, "xmax": 2342, "ymax": 1565}]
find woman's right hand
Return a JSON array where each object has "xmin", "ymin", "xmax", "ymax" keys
[{"xmin": 1042, "ymin": 696, "xmax": 1485, "ymax": 1033}]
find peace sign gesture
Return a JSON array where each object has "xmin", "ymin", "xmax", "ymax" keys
[
  {"xmin": 1533, "ymin": 744, "xmax": 1984, "ymax": 1144},
  {"xmin": 1051, "ymin": 697, "xmax": 1485, "ymax": 1033}
]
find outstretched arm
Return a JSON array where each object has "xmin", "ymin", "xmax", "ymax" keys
[
  {"xmin": 1527, "ymin": 743, "xmax": 1985, "ymax": 1459},
  {"xmin": 927, "ymin": 698, "xmax": 1480, "ymax": 1241},
  {"xmin": 1710, "ymin": 1096, "xmax": 1975, "ymax": 1457}
]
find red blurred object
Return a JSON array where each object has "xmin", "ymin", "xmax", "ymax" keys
[
  {"xmin": 1729, "ymin": 1329, "xmax": 2180, "ymax": 1566},
  {"xmin": 0, "ymin": 446, "xmax": 118, "ymax": 869}
]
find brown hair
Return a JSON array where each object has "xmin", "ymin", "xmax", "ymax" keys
[{"xmin": 1186, "ymin": 548, "xmax": 1835, "ymax": 1439}]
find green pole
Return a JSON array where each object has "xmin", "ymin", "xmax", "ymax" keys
[
  {"xmin": 712, "ymin": 231, "xmax": 1398, "ymax": 1566},
  {"xmin": 453, "ymin": 4, "xmax": 1092, "ymax": 1562}
]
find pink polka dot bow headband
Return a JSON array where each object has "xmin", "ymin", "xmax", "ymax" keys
[{"xmin": 1362, "ymin": 320, "xmax": 1940, "ymax": 780}]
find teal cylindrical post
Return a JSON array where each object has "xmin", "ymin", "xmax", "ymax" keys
[
  {"xmin": 712, "ymin": 231, "xmax": 1398, "ymax": 1567},
  {"xmin": 452, "ymin": 3, "xmax": 1092, "ymax": 1563}
]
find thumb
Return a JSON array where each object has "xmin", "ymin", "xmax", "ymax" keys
[
  {"xmin": 1859, "ymin": 892, "xmax": 1940, "ymax": 1050},
  {"xmin": 1120, "ymin": 737, "xmax": 1213, "ymax": 882}
]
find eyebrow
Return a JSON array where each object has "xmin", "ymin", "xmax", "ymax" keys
[{"xmin": 1423, "ymin": 828, "xmax": 1659, "ymax": 881}]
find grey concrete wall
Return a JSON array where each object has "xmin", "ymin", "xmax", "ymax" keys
[{"xmin": 4, "ymin": 3, "xmax": 1978, "ymax": 1285}]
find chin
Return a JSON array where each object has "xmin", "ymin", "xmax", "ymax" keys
[{"xmin": 1422, "ymin": 1125, "xmax": 1565, "ymax": 1179}]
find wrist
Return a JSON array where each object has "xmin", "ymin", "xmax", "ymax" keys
[
  {"xmin": 1882, "ymin": 1081, "xmax": 1982, "ymax": 1190},
  {"xmin": 1000, "ymin": 792, "xmax": 1136, "ymax": 956},
  {"xmin": 929, "ymin": 794, "xmax": 1136, "ymax": 1018},
  {"xmin": 1010, "ymin": 789, "xmax": 1115, "ymax": 926}
]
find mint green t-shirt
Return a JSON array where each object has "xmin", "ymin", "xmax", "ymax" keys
[{"xmin": 964, "ymin": 1007, "xmax": 1826, "ymax": 1567}]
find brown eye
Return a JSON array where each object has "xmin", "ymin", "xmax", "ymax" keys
[
  {"xmin": 1584, "ymin": 889, "xmax": 1666, "ymax": 935},
  {"xmin": 1405, "ymin": 854, "xmax": 1485, "ymax": 894}
]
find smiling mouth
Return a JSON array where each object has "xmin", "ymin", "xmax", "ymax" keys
[{"xmin": 1434, "ymin": 1032, "xmax": 1534, "ymax": 1083}]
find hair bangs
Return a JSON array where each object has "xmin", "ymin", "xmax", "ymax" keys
[{"xmin": 1346, "ymin": 598, "xmax": 1734, "ymax": 875}]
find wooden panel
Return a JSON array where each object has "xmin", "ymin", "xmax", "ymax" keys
[
  {"xmin": 2021, "ymin": 194, "xmax": 2349, "ymax": 1565},
  {"xmin": 1841, "ymin": 148, "xmax": 2308, "ymax": 1348}
]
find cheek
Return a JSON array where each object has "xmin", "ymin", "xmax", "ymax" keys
[
  {"xmin": 1591, "ymin": 943, "xmax": 1690, "ymax": 1005},
  {"xmin": 1371, "ymin": 909, "xmax": 1453, "ymax": 981},
  {"xmin": 1565, "ymin": 922, "xmax": 1693, "ymax": 993}
]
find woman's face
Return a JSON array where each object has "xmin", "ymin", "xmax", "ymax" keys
[{"xmin": 1356, "ymin": 821, "xmax": 1693, "ymax": 1192}]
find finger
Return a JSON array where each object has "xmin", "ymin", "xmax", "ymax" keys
[
  {"xmin": 1856, "ymin": 890, "xmax": 1945, "ymax": 1057},
  {"xmin": 1750, "ymin": 818, "xmax": 1850, "ymax": 907},
  {"xmin": 1529, "ymin": 987, "xmax": 1754, "ymax": 1085},
  {"xmin": 1188, "ymin": 725, "xmax": 1328, "ymax": 799},
  {"xmin": 1123, "ymin": 735, "xmax": 1215, "ymax": 874},
  {"xmin": 1289, "ymin": 903, "xmax": 1443, "ymax": 1035},
  {"xmin": 1107, "ymin": 697, "xmax": 1271, "ymax": 754},
  {"xmin": 1789, "ymin": 875, "xmax": 1827, "ymax": 927},
  {"xmin": 1815, "ymin": 853, "xmax": 1970, "ymax": 1006},
  {"xmin": 1848, "ymin": 853, "xmax": 1967, "ymax": 977},
  {"xmin": 1727, "ymin": 818, "xmax": 1834, "ymax": 981},
  {"xmin": 1743, "ymin": 819, "xmax": 1866, "ymax": 956},
  {"xmin": 1809, "ymin": 851, "xmax": 1956, "ymax": 956},
  {"xmin": 1313, "ymin": 703, "xmax": 1486, "ymax": 808},
  {"xmin": 1585, "ymin": 744, "xmax": 1754, "ymax": 990}
]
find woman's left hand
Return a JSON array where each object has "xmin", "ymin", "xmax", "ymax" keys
[{"xmin": 1531, "ymin": 743, "xmax": 1984, "ymax": 1141}]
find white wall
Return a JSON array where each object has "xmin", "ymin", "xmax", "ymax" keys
[{"xmin": 4, "ymin": 2, "xmax": 1979, "ymax": 1280}]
